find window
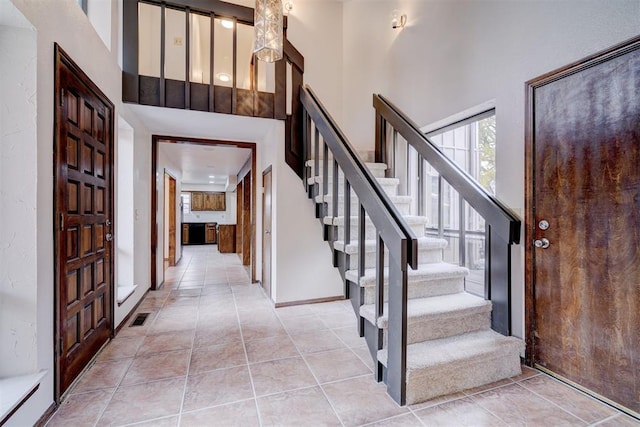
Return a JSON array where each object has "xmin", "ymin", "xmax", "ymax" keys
[
  {"xmin": 181, "ymin": 192, "xmax": 191, "ymax": 215},
  {"xmin": 424, "ymin": 110, "xmax": 495, "ymax": 295}
]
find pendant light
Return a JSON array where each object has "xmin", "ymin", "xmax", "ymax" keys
[{"xmin": 254, "ymin": 0, "xmax": 283, "ymax": 62}]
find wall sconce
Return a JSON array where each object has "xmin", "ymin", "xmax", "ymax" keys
[
  {"xmin": 391, "ymin": 10, "xmax": 407, "ymax": 29},
  {"xmin": 284, "ymin": 0, "xmax": 293, "ymax": 13}
]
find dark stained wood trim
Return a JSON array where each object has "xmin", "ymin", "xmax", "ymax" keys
[
  {"xmin": 33, "ymin": 402, "xmax": 57, "ymax": 427},
  {"xmin": 141, "ymin": 0, "xmax": 254, "ymax": 24},
  {"xmin": 151, "ymin": 135, "xmax": 258, "ymax": 287},
  {"xmin": 284, "ymin": 39, "xmax": 304, "ymax": 73},
  {"xmin": 523, "ymin": 33, "xmax": 640, "ymax": 367},
  {"xmin": 159, "ymin": 2, "xmax": 166, "ymax": 107},
  {"xmin": 185, "ymin": 6, "xmax": 191, "ymax": 108},
  {"xmin": 237, "ymin": 156, "xmax": 251, "ymax": 181},
  {"xmin": 151, "ymin": 138, "xmax": 159, "ymax": 289},
  {"xmin": 274, "ymin": 295, "xmax": 344, "ymax": 308},
  {"xmin": 122, "ymin": 0, "xmax": 139, "ymax": 102}
]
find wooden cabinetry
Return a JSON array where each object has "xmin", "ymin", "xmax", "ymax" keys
[
  {"xmin": 218, "ymin": 225, "xmax": 236, "ymax": 253},
  {"xmin": 205, "ymin": 223, "xmax": 217, "ymax": 244},
  {"xmin": 182, "ymin": 224, "xmax": 189, "ymax": 244},
  {"xmin": 191, "ymin": 192, "xmax": 204, "ymax": 211},
  {"xmin": 190, "ymin": 192, "xmax": 225, "ymax": 211}
]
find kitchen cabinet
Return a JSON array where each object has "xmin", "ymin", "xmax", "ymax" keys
[
  {"xmin": 205, "ymin": 223, "xmax": 217, "ymax": 244},
  {"xmin": 190, "ymin": 192, "xmax": 225, "ymax": 211},
  {"xmin": 182, "ymin": 224, "xmax": 189, "ymax": 245},
  {"xmin": 218, "ymin": 225, "xmax": 236, "ymax": 253},
  {"xmin": 191, "ymin": 192, "xmax": 205, "ymax": 211}
]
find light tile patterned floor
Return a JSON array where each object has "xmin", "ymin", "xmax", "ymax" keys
[{"xmin": 47, "ymin": 246, "xmax": 640, "ymax": 426}]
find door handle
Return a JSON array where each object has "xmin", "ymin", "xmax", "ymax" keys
[
  {"xmin": 265, "ymin": 230, "xmax": 271, "ymax": 234},
  {"xmin": 105, "ymin": 233, "xmax": 113, "ymax": 242},
  {"xmin": 534, "ymin": 238, "xmax": 550, "ymax": 249}
]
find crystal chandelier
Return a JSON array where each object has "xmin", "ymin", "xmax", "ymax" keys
[{"xmin": 254, "ymin": 0, "xmax": 283, "ymax": 62}]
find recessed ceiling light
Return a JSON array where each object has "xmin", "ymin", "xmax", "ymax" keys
[
  {"xmin": 209, "ymin": 175, "xmax": 215, "ymax": 178},
  {"xmin": 216, "ymin": 73, "xmax": 231, "ymax": 82},
  {"xmin": 220, "ymin": 19, "xmax": 234, "ymax": 29}
]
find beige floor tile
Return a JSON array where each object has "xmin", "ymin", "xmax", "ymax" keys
[
  {"xmin": 596, "ymin": 414, "xmax": 640, "ymax": 426},
  {"xmin": 275, "ymin": 304, "xmax": 316, "ymax": 319},
  {"xmin": 180, "ymin": 399, "xmax": 260, "ymax": 427},
  {"xmin": 322, "ymin": 376, "xmax": 408, "ymax": 427},
  {"xmin": 364, "ymin": 412, "xmax": 425, "ymax": 427},
  {"xmin": 519, "ymin": 375, "xmax": 617, "ymax": 423},
  {"xmin": 317, "ymin": 310, "xmax": 358, "ymax": 329},
  {"xmin": 96, "ymin": 377, "xmax": 185, "ymax": 426},
  {"xmin": 304, "ymin": 348, "xmax": 370, "ymax": 384},
  {"xmin": 257, "ymin": 386, "xmax": 341, "ymax": 427},
  {"xmin": 136, "ymin": 330, "xmax": 194, "ymax": 356},
  {"xmin": 241, "ymin": 322, "xmax": 289, "ymax": 342},
  {"xmin": 414, "ymin": 396, "xmax": 507, "ymax": 426},
  {"xmin": 462, "ymin": 377, "xmax": 513, "ymax": 396},
  {"xmin": 47, "ymin": 389, "xmax": 114, "ymax": 427},
  {"xmin": 409, "ymin": 391, "xmax": 466, "ymax": 411},
  {"xmin": 471, "ymin": 383, "xmax": 585, "ymax": 425},
  {"xmin": 189, "ymin": 340, "xmax": 246, "ymax": 374},
  {"xmin": 280, "ymin": 314, "xmax": 327, "ymax": 334},
  {"xmin": 249, "ymin": 357, "xmax": 317, "ymax": 396},
  {"xmin": 509, "ymin": 364, "xmax": 541, "ymax": 382},
  {"xmin": 351, "ymin": 346, "xmax": 375, "ymax": 371},
  {"xmin": 332, "ymin": 326, "xmax": 367, "ymax": 348},
  {"xmin": 183, "ymin": 366, "xmax": 254, "ymax": 412},
  {"xmin": 245, "ymin": 335, "xmax": 299, "ymax": 363},
  {"xmin": 97, "ymin": 336, "xmax": 145, "ymax": 361},
  {"xmin": 121, "ymin": 349, "xmax": 190, "ymax": 385},
  {"xmin": 123, "ymin": 415, "xmax": 178, "ymax": 426},
  {"xmin": 289, "ymin": 329, "xmax": 346, "ymax": 354},
  {"xmin": 73, "ymin": 358, "xmax": 133, "ymax": 393}
]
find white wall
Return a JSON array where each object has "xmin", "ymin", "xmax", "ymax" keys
[
  {"xmin": 3, "ymin": 0, "xmax": 152, "ymax": 424},
  {"xmin": 0, "ymin": 12, "xmax": 37, "ymax": 379},
  {"xmin": 157, "ymin": 149, "xmax": 183, "ymax": 283},
  {"xmin": 341, "ymin": 0, "xmax": 640, "ymax": 338}
]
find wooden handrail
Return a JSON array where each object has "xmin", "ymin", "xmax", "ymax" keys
[{"xmin": 373, "ymin": 94, "xmax": 521, "ymax": 245}]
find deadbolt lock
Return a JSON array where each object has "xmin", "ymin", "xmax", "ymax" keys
[
  {"xmin": 538, "ymin": 220, "xmax": 549, "ymax": 230},
  {"xmin": 534, "ymin": 238, "xmax": 550, "ymax": 249}
]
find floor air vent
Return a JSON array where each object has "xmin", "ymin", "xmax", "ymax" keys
[{"xmin": 130, "ymin": 313, "xmax": 149, "ymax": 327}]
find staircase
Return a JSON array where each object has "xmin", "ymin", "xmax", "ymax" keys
[{"xmin": 306, "ymin": 160, "xmax": 524, "ymax": 405}]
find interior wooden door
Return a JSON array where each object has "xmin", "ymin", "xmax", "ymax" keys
[
  {"xmin": 54, "ymin": 45, "xmax": 114, "ymax": 398},
  {"xmin": 242, "ymin": 174, "xmax": 251, "ymax": 266},
  {"xmin": 526, "ymin": 37, "xmax": 640, "ymax": 416},
  {"xmin": 262, "ymin": 167, "xmax": 273, "ymax": 298}
]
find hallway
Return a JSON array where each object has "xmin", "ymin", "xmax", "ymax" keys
[{"xmin": 46, "ymin": 246, "xmax": 638, "ymax": 426}]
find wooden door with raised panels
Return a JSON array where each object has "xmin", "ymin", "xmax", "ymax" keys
[{"xmin": 54, "ymin": 45, "xmax": 114, "ymax": 398}]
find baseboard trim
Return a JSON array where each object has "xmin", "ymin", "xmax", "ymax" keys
[
  {"xmin": 34, "ymin": 402, "xmax": 57, "ymax": 427},
  {"xmin": 275, "ymin": 295, "xmax": 344, "ymax": 308}
]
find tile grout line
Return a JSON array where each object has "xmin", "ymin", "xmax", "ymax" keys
[
  {"xmin": 274, "ymin": 306, "xmax": 347, "ymax": 427},
  {"xmin": 231, "ymin": 277, "xmax": 263, "ymax": 427}
]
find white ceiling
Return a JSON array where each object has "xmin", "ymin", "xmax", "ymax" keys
[
  {"xmin": 128, "ymin": 104, "xmax": 277, "ymax": 187},
  {"xmin": 160, "ymin": 142, "xmax": 251, "ymax": 185}
]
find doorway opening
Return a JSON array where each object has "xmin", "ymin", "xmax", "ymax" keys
[{"xmin": 151, "ymin": 135, "xmax": 257, "ymax": 290}]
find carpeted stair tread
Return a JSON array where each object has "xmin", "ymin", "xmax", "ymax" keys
[
  {"xmin": 311, "ymin": 175, "xmax": 399, "ymax": 186},
  {"xmin": 359, "ymin": 292, "xmax": 491, "ymax": 328},
  {"xmin": 377, "ymin": 329, "xmax": 524, "ymax": 375},
  {"xmin": 346, "ymin": 262, "xmax": 468, "ymax": 287},
  {"xmin": 325, "ymin": 214, "xmax": 428, "ymax": 226},
  {"xmin": 334, "ymin": 237, "xmax": 447, "ymax": 255}
]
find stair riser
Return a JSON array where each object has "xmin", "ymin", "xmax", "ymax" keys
[
  {"xmin": 335, "ymin": 221, "xmax": 425, "ymax": 240},
  {"xmin": 344, "ymin": 248, "xmax": 442, "ymax": 269},
  {"xmin": 405, "ymin": 350, "xmax": 522, "ymax": 404},
  {"xmin": 307, "ymin": 165, "xmax": 386, "ymax": 179},
  {"xmin": 315, "ymin": 180, "xmax": 399, "ymax": 197},
  {"xmin": 380, "ymin": 312, "xmax": 491, "ymax": 346},
  {"xmin": 322, "ymin": 198, "xmax": 411, "ymax": 216},
  {"xmin": 362, "ymin": 277, "xmax": 465, "ymax": 304}
]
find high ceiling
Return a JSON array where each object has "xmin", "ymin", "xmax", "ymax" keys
[{"xmin": 159, "ymin": 142, "xmax": 251, "ymax": 186}]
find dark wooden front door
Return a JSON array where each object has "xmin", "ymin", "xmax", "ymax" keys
[
  {"xmin": 526, "ymin": 37, "xmax": 640, "ymax": 416},
  {"xmin": 54, "ymin": 45, "xmax": 114, "ymax": 398}
]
